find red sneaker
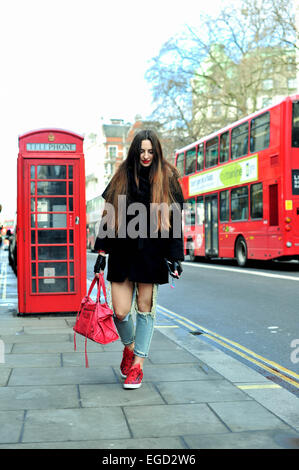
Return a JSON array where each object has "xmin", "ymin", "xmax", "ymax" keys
[
  {"xmin": 120, "ymin": 346, "xmax": 134, "ymax": 378},
  {"xmin": 123, "ymin": 364, "xmax": 143, "ymax": 389}
]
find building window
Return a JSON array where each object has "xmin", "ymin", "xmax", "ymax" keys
[
  {"xmin": 104, "ymin": 163, "xmax": 113, "ymax": 175},
  {"xmin": 288, "ymin": 78, "xmax": 297, "ymax": 89},
  {"xmin": 108, "ymin": 146, "xmax": 117, "ymax": 158},
  {"xmin": 262, "ymin": 79, "xmax": 273, "ymax": 90},
  {"xmin": 212, "ymin": 101, "xmax": 222, "ymax": 117},
  {"xmin": 262, "ymin": 97, "xmax": 272, "ymax": 108}
]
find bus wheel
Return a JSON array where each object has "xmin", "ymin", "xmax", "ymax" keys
[{"xmin": 235, "ymin": 237, "xmax": 247, "ymax": 267}]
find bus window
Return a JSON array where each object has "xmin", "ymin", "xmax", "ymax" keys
[
  {"xmin": 176, "ymin": 152, "xmax": 185, "ymax": 176},
  {"xmin": 220, "ymin": 132, "xmax": 229, "ymax": 163},
  {"xmin": 185, "ymin": 148, "xmax": 196, "ymax": 175},
  {"xmin": 231, "ymin": 187, "xmax": 248, "ymax": 220},
  {"xmin": 292, "ymin": 101, "xmax": 299, "ymax": 147},
  {"xmin": 250, "ymin": 183, "xmax": 263, "ymax": 219},
  {"xmin": 196, "ymin": 196, "xmax": 204, "ymax": 225},
  {"xmin": 184, "ymin": 198, "xmax": 196, "ymax": 225},
  {"xmin": 205, "ymin": 137, "xmax": 218, "ymax": 168},
  {"xmin": 250, "ymin": 112, "xmax": 270, "ymax": 153},
  {"xmin": 197, "ymin": 143, "xmax": 204, "ymax": 171},
  {"xmin": 231, "ymin": 122, "xmax": 248, "ymax": 159},
  {"xmin": 220, "ymin": 190, "xmax": 229, "ymax": 222}
]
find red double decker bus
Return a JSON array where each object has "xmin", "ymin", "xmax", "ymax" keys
[{"xmin": 175, "ymin": 95, "xmax": 299, "ymax": 266}]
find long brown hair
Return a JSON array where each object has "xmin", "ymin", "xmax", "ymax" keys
[{"xmin": 104, "ymin": 129, "xmax": 182, "ymax": 231}]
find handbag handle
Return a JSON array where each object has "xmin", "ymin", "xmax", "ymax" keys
[
  {"xmin": 97, "ymin": 273, "xmax": 108, "ymax": 303},
  {"xmin": 86, "ymin": 276, "xmax": 98, "ymax": 298},
  {"xmin": 87, "ymin": 274, "xmax": 108, "ymax": 303}
]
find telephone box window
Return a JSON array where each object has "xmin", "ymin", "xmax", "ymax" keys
[
  {"xmin": 37, "ymin": 165, "xmax": 67, "ymax": 179},
  {"xmin": 38, "ymin": 262, "xmax": 68, "ymax": 277},
  {"xmin": 37, "ymin": 181, "xmax": 67, "ymax": 195},
  {"xmin": 70, "ymin": 262, "xmax": 74, "ymax": 275},
  {"xmin": 38, "ymin": 278, "xmax": 68, "ymax": 293},
  {"xmin": 38, "ymin": 246, "xmax": 67, "ymax": 260},
  {"xmin": 31, "ymin": 263, "xmax": 36, "ymax": 276},
  {"xmin": 37, "ymin": 230, "xmax": 67, "ymax": 244}
]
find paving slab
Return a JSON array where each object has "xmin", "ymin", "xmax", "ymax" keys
[
  {"xmin": 149, "ymin": 333, "xmax": 185, "ymax": 350},
  {"xmin": 0, "ymin": 368, "xmax": 11, "ymax": 386},
  {"xmin": 238, "ymin": 386, "xmax": 299, "ymax": 432},
  {"xmin": 183, "ymin": 430, "xmax": 299, "ymax": 449},
  {"xmin": 22, "ymin": 407, "xmax": 131, "ymax": 443},
  {"xmin": 79, "ymin": 383, "xmax": 165, "ymax": 407},
  {"xmin": 62, "ymin": 351, "xmax": 125, "ymax": 367},
  {"xmin": 128, "ymin": 363, "xmax": 222, "ymax": 382},
  {"xmin": 148, "ymin": 349, "xmax": 200, "ymax": 364},
  {"xmin": 0, "ymin": 318, "xmax": 70, "ymax": 328},
  {"xmin": 0, "ymin": 436, "xmax": 186, "ymax": 449},
  {"xmin": 0, "ymin": 410, "xmax": 24, "ymax": 444},
  {"xmin": 0, "ymin": 385, "xmax": 79, "ymax": 410},
  {"xmin": 1, "ymin": 342, "xmax": 13, "ymax": 354},
  {"xmin": 0, "ymin": 334, "xmax": 70, "ymax": 344},
  {"xmin": 12, "ymin": 340, "xmax": 103, "ymax": 354},
  {"xmin": 124, "ymin": 403, "xmax": 229, "ymax": 438},
  {"xmin": 8, "ymin": 366, "xmax": 117, "ymax": 386},
  {"xmin": 2, "ymin": 353, "xmax": 61, "ymax": 368},
  {"xmin": 192, "ymin": 350, "xmax": 270, "ymax": 383},
  {"xmin": 156, "ymin": 379, "xmax": 252, "ymax": 404},
  {"xmin": 209, "ymin": 401, "xmax": 292, "ymax": 432},
  {"xmin": 23, "ymin": 327, "xmax": 73, "ymax": 334}
]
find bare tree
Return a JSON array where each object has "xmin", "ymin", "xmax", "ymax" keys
[{"xmin": 145, "ymin": 0, "xmax": 298, "ymax": 146}]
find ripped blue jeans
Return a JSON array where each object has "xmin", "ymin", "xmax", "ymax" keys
[{"xmin": 113, "ymin": 284, "xmax": 158, "ymax": 358}]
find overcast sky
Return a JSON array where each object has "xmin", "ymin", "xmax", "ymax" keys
[{"xmin": 0, "ymin": 0, "xmax": 228, "ymax": 219}]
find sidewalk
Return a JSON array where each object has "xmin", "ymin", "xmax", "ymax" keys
[{"xmin": 0, "ymin": 250, "xmax": 298, "ymax": 449}]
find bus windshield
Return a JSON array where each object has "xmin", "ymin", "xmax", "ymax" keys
[{"xmin": 292, "ymin": 101, "xmax": 299, "ymax": 147}]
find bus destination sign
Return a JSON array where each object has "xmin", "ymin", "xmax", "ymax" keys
[{"xmin": 26, "ymin": 143, "xmax": 76, "ymax": 152}]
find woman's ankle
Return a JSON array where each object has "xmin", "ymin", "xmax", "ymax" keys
[{"xmin": 132, "ymin": 356, "xmax": 145, "ymax": 369}]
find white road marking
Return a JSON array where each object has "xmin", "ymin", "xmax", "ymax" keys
[{"xmin": 183, "ymin": 261, "xmax": 299, "ymax": 282}]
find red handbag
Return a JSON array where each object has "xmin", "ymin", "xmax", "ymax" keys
[{"xmin": 73, "ymin": 274, "xmax": 119, "ymax": 367}]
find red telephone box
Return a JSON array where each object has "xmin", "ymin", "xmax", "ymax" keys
[{"xmin": 17, "ymin": 129, "xmax": 86, "ymax": 314}]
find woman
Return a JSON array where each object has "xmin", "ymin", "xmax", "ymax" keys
[{"xmin": 93, "ymin": 129, "xmax": 184, "ymax": 389}]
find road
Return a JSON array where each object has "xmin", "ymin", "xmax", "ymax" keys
[{"xmin": 87, "ymin": 252, "xmax": 299, "ymax": 393}]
